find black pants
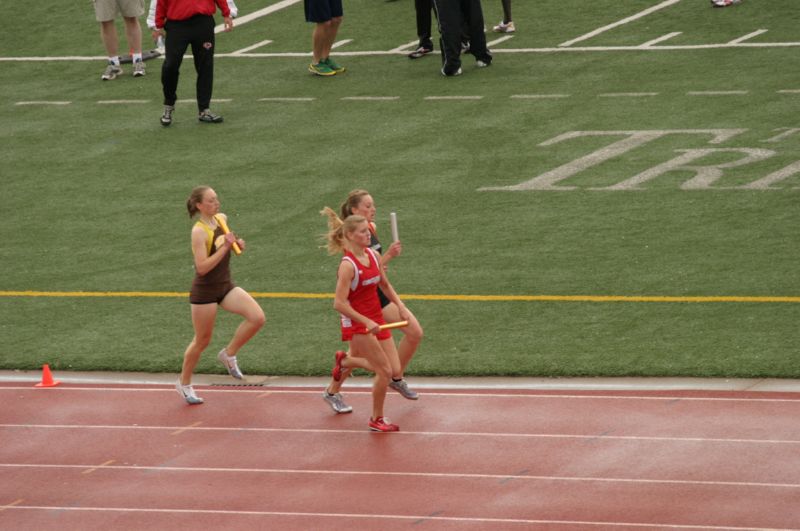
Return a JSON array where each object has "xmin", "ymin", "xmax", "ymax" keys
[
  {"xmin": 432, "ymin": 0, "xmax": 491, "ymax": 74},
  {"xmin": 161, "ymin": 14, "xmax": 216, "ymax": 112},
  {"xmin": 415, "ymin": 0, "xmax": 435, "ymax": 49}
]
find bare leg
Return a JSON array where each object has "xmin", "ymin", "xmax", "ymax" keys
[
  {"xmin": 180, "ymin": 303, "xmax": 218, "ymax": 385},
  {"xmin": 219, "ymin": 287, "xmax": 266, "ymax": 356},
  {"xmin": 100, "ymin": 20, "xmax": 119, "ymax": 57},
  {"xmin": 382, "ymin": 303, "xmax": 423, "ymax": 375},
  {"xmin": 122, "ymin": 16, "xmax": 143, "ymax": 55},
  {"xmin": 350, "ymin": 334, "xmax": 392, "ymax": 420}
]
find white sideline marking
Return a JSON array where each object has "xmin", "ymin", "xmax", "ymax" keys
[
  {"xmin": 510, "ymin": 94, "xmax": 570, "ymax": 99},
  {"xmin": 97, "ymin": 100, "xmax": 149, "ymax": 104},
  {"xmin": 258, "ymin": 97, "xmax": 315, "ymax": 101},
  {"xmin": 424, "ymin": 96, "xmax": 484, "ymax": 101},
  {"xmin": 390, "ymin": 39, "xmax": 420, "ymax": 53},
  {"xmin": 559, "ymin": 0, "xmax": 682, "ymax": 47},
  {"xmin": 5, "ymin": 386, "xmax": 799, "ymax": 403},
  {"xmin": 231, "ymin": 39, "xmax": 273, "ymax": 55},
  {"xmin": 214, "ymin": 0, "xmax": 302, "ymax": 33},
  {"xmin": 2, "ymin": 504, "xmax": 796, "ymax": 529},
  {"xmin": 640, "ymin": 32, "xmax": 682, "ymax": 48},
  {"xmin": 176, "ymin": 98, "xmax": 232, "ymax": 103},
  {"xmin": 687, "ymin": 91, "xmax": 748, "ymax": 96},
  {"xmin": 340, "ymin": 96, "xmax": 400, "ymax": 101},
  {"xmin": 777, "ymin": 89, "xmax": 800, "ymax": 94},
  {"xmin": 4, "ymin": 40, "xmax": 800, "ymax": 62},
  {"xmin": 331, "ymin": 39, "xmax": 352, "ymax": 49},
  {"xmin": 728, "ymin": 29, "xmax": 768, "ymax": 45},
  {"xmin": 3, "ymin": 424, "xmax": 799, "ymax": 445},
  {"xmin": 486, "ymin": 35, "xmax": 514, "ymax": 47},
  {"xmin": 3, "ymin": 463, "xmax": 799, "ymax": 489},
  {"xmin": 15, "ymin": 101, "xmax": 71, "ymax": 105},
  {"xmin": 599, "ymin": 92, "xmax": 659, "ymax": 98}
]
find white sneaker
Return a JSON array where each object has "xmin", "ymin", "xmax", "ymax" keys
[
  {"xmin": 176, "ymin": 382, "xmax": 204, "ymax": 405},
  {"xmin": 323, "ymin": 391, "xmax": 353, "ymax": 414},
  {"xmin": 132, "ymin": 59, "xmax": 146, "ymax": 77},
  {"xmin": 218, "ymin": 349, "xmax": 243, "ymax": 379},
  {"xmin": 101, "ymin": 62, "xmax": 123, "ymax": 81},
  {"xmin": 493, "ymin": 21, "xmax": 516, "ymax": 33}
]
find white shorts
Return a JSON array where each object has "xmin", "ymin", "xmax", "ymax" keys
[{"xmin": 93, "ymin": 0, "xmax": 145, "ymax": 22}]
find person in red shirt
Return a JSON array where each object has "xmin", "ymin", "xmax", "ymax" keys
[
  {"xmin": 151, "ymin": 0, "xmax": 233, "ymax": 125},
  {"xmin": 321, "ymin": 208, "xmax": 410, "ymax": 432}
]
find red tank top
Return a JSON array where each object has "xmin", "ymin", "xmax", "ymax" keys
[{"xmin": 340, "ymin": 247, "xmax": 384, "ymax": 326}]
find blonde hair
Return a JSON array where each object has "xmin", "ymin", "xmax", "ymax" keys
[
  {"xmin": 186, "ymin": 186, "xmax": 211, "ymax": 218},
  {"xmin": 340, "ymin": 189, "xmax": 371, "ymax": 220},
  {"xmin": 321, "ymin": 207, "xmax": 367, "ymax": 255}
]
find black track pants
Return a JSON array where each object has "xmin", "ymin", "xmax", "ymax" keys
[
  {"xmin": 161, "ymin": 14, "xmax": 216, "ymax": 112},
  {"xmin": 432, "ymin": 0, "xmax": 491, "ymax": 74}
]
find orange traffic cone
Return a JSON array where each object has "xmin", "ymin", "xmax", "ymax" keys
[{"xmin": 35, "ymin": 364, "xmax": 60, "ymax": 388}]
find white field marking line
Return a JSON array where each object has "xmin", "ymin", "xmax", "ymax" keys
[
  {"xmin": 6, "ymin": 40, "xmax": 800, "ymax": 62},
  {"xmin": 6, "ymin": 386, "xmax": 800, "ymax": 403},
  {"xmin": 331, "ymin": 39, "xmax": 352, "ymax": 49},
  {"xmin": 4, "ymin": 463, "xmax": 800, "ymax": 490},
  {"xmin": 231, "ymin": 39, "xmax": 273, "ymax": 55},
  {"xmin": 390, "ymin": 39, "xmax": 420, "ymax": 53},
  {"xmin": 81, "ymin": 459, "xmax": 115, "ymax": 475},
  {"xmin": 728, "ymin": 29, "xmax": 768, "ymax": 45},
  {"xmin": 171, "ymin": 421, "xmax": 203, "ymax": 436},
  {"xmin": 559, "ymin": 0, "xmax": 683, "ymax": 47},
  {"xmin": 486, "ymin": 35, "xmax": 514, "ymax": 47},
  {"xmin": 3, "ymin": 424, "xmax": 799, "ymax": 445},
  {"xmin": 1, "ymin": 505, "xmax": 794, "ymax": 530},
  {"xmin": 176, "ymin": 98, "xmax": 232, "ymax": 103},
  {"xmin": 258, "ymin": 97, "xmax": 316, "ymax": 101},
  {"xmin": 340, "ymin": 96, "xmax": 400, "ymax": 101},
  {"xmin": 0, "ymin": 499, "xmax": 24, "ymax": 512},
  {"xmin": 214, "ymin": 0, "xmax": 302, "ymax": 33},
  {"xmin": 14, "ymin": 101, "xmax": 71, "ymax": 105},
  {"xmin": 424, "ymin": 96, "xmax": 484, "ymax": 101},
  {"xmin": 777, "ymin": 89, "xmax": 800, "ymax": 94},
  {"xmin": 687, "ymin": 90, "xmax": 749, "ymax": 96},
  {"xmin": 96, "ymin": 99, "xmax": 149, "ymax": 104},
  {"xmin": 599, "ymin": 92, "xmax": 659, "ymax": 97},
  {"xmin": 510, "ymin": 94, "xmax": 571, "ymax": 99},
  {"xmin": 639, "ymin": 32, "xmax": 682, "ymax": 48}
]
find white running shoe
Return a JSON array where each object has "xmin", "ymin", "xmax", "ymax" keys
[
  {"xmin": 176, "ymin": 383, "xmax": 204, "ymax": 405},
  {"xmin": 389, "ymin": 379, "xmax": 419, "ymax": 400},
  {"xmin": 218, "ymin": 349, "xmax": 243, "ymax": 379},
  {"xmin": 493, "ymin": 21, "xmax": 516, "ymax": 33},
  {"xmin": 101, "ymin": 62, "xmax": 123, "ymax": 81},
  {"xmin": 323, "ymin": 391, "xmax": 353, "ymax": 414},
  {"xmin": 132, "ymin": 59, "xmax": 146, "ymax": 77}
]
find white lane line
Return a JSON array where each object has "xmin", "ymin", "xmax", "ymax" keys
[
  {"xmin": 390, "ymin": 39, "xmax": 420, "ymax": 53},
  {"xmin": 727, "ymin": 29, "xmax": 768, "ymax": 45},
  {"xmin": 486, "ymin": 35, "xmax": 514, "ymax": 47},
  {"xmin": 214, "ymin": 0, "xmax": 302, "ymax": 33},
  {"xmin": 5, "ymin": 386, "xmax": 800, "ymax": 403},
  {"xmin": 231, "ymin": 39, "xmax": 273, "ymax": 55},
  {"xmin": 687, "ymin": 90, "xmax": 749, "ymax": 96},
  {"xmin": 639, "ymin": 32, "xmax": 682, "ymax": 47},
  {"xmin": 97, "ymin": 99, "xmax": 149, "ymax": 104},
  {"xmin": 3, "ymin": 463, "xmax": 799, "ymax": 489},
  {"xmin": 598, "ymin": 92, "xmax": 659, "ymax": 97},
  {"xmin": 559, "ymin": 0, "xmax": 683, "ymax": 47},
  {"xmin": 3, "ymin": 424, "xmax": 799, "ymax": 445},
  {"xmin": 331, "ymin": 39, "xmax": 353, "ymax": 49},
  {"xmin": 15, "ymin": 101, "xmax": 71, "ymax": 105},
  {"xmin": 2, "ymin": 504, "xmax": 793, "ymax": 529},
  {"xmin": 258, "ymin": 97, "xmax": 315, "ymax": 101},
  {"xmin": 340, "ymin": 96, "xmax": 400, "ymax": 101},
  {"xmin": 424, "ymin": 96, "xmax": 484, "ymax": 100},
  {"xmin": 510, "ymin": 94, "xmax": 571, "ymax": 99}
]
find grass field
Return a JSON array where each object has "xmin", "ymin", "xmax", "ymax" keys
[{"xmin": 1, "ymin": 0, "xmax": 798, "ymax": 378}]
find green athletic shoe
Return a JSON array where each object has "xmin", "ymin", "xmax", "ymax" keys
[
  {"xmin": 323, "ymin": 57, "xmax": 346, "ymax": 74},
  {"xmin": 308, "ymin": 61, "xmax": 336, "ymax": 76}
]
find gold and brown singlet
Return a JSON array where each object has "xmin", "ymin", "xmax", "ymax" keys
[{"xmin": 189, "ymin": 220, "xmax": 236, "ymax": 304}]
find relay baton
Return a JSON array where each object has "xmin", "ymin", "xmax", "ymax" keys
[
  {"xmin": 214, "ymin": 214, "xmax": 242, "ymax": 255},
  {"xmin": 389, "ymin": 212, "xmax": 399, "ymax": 243},
  {"xmin": 378, "ymin": 320, "xmax": 408, "ymax": 331}
]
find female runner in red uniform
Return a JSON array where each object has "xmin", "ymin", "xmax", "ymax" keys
[
  {"xmin": 321, "ymin": 208, "xmax": 409, "ymax": 432},
  {"xmin": 323, "ymin": 190, "xmax": 423, "ymax": 415},
  {"xmin": 177, "ymin": 186, "xmax": 265, "ymax": 404}
]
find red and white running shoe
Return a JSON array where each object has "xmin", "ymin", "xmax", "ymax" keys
[{"xmin": 368, "ymin": 417, "xmax": 400, "ymax": 432}]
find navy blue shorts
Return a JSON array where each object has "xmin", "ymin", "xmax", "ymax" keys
[{"xmin": 304, "ymin": 0, "xmax": 343, "ymax": 22}]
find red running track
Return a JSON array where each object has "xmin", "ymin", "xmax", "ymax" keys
[{"xmin": 1, "ymin": 383, "xmax": 799, "ymax": 530}]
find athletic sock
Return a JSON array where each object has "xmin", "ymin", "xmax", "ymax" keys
[
  {"xmin": 132, "ymin": 53, "xmax": 143, "ymax": 62},
  {"xmin": 109, "ymin": 56, "xmax": 120, "ymax": 65}
]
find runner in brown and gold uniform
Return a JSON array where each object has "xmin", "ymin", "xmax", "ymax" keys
[{"xmin": 177, "ymin": 186, "xmax": 266, "ymax": 405}]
